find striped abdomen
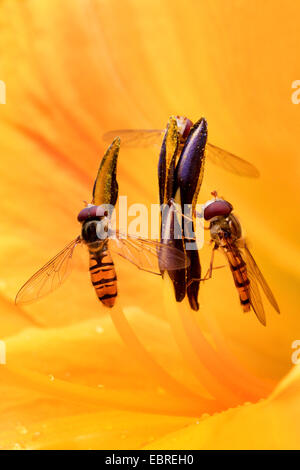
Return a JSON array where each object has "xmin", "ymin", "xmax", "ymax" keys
[
  {"xmin": 222, "ymin": 243, "xmax": 250, "ymax": 312},
  {"xmin": 89, "ymin": 247, "xmax": 117, "ymax": 308}
]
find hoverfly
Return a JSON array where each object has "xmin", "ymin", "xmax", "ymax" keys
[
  {"xmin": 15, "ymin": 138, "xmax": 189, "ymax": 307},
  {"xmin": 199, "ymin": 191, "xmax": 280, "ymax": 325},
  {"xmin": 103, "ymin": 116, "xmax": 260, "ymax": 178}
]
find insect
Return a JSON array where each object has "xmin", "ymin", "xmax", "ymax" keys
[
  {"xmin": 15, "ymin": 138, "xmax": 189, "ymax": 307},
  {"xmin": 103, "ymin": 115, "xmax": 260, "ymax": 178},
  {"xmin": 200, "ymin": 191, "xmax": 280, "ymax": 325}
]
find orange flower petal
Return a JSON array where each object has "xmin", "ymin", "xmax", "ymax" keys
[
  {"xmin": 0, "ymin": 0, "xmax": 299, "ymax": 449},
  {"xmin": 144, "ymin": 365, "xmax": 300, "ymax": 450}
]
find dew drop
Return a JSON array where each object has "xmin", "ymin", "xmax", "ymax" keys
[
  {"xmin": 12, "ymin": 443, "xmax": 23, "ymax": 450},
  {"xmin": 16, "ymin": 423, "xmax": 28, "ymax": 435}
]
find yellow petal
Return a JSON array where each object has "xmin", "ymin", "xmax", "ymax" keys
[
  {"xmin": 144, "ymin": 365, "xmax": 300, "ymax": 450},
  {"xmin": 0, "ymin": 410, "xmax": 193, "ymax": 450},
  {"xmin": 0, "ymin": 0, "xmax": 299, "ymax": 450}
]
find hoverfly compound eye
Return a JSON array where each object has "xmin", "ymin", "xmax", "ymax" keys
[
  {"xmin": 203, "ymin": 199, "xmax": 233, "ymax": 221},
  {"xmin": 77, "ymin": 205, "xmax": 107, "ymax": 222},
  {"xmin": 175, "ymin": 116, "xmax": 193, "ymax": 140}
]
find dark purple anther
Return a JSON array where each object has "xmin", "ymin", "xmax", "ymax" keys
[
  {"xmin": 176, "ymin": 118, "xmax": 207, "ymax": 208},
  {"xmin": 203, "ymin": 200, "xmax": 233, "ymax": 221},
  {"xmin": 158, "ymin": 116, "xmax": 207, "ymax": 310},
  {"xmin": 160, "ymin": 202, "xmax": 186, "ymax": 301},
  {"xmin": 186, "ymin": 249, "xmax": 201, "ymax": 311},
  {"xmin": 77, "ymin": 205, "xmax": 107, "ymax": 222},
  {"xmin": 175, "ymin": 118, "xmax": 207, "ymax": 311}
]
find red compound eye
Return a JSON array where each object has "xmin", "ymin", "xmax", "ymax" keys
[
  {"xmin": 203, "ymin": 200, "xmax": 233, "ymax": 221},
  {"xmin": 77, "ymin": 205, "xmax": 107, "ymax": 222},
  {"xmin": 175, "ymin": 116, "xmax": 193, "ymax": 139}
]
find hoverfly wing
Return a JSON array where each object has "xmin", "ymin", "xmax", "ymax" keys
[
  {"xmin": 108, "ymin": 231, "xmax": 189, "ymax": 275},
  {"xmin": 15, "ymin": 236, "xmax": 82, "ymax": 305},
  {"xmin": 102, "ymin": 129, "xmax": 164, "ymax": 148},
  {"xmin": 206, "ymin": 143, "xmax": 260, "ymax": 178},
  {"xmin": 247, "ymin": 270, "xmax": 267, "ymax": 326},
  {"xmin": 242, "ymin": 242, "xmax": 280, "ymax": 314}
]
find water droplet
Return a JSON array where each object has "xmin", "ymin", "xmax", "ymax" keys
[
  {"xmin": 12, "ymin": 443, "xmax": 23, "ymax": 450},
  {"xmin": 16, "ymin": 423, "xmax": 28, "ymax": 435},
  {"xmin": 96, "ymin": 326, "xmax": 104, "ymax": 334},
  {"xmin": 48, "ymin": 374, "xmax": 55, "ymax": 381}
]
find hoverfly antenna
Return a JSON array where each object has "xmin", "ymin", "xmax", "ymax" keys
[{"xmin": 211, "ymin": 190, "xmax": 218, "ymax": 199}]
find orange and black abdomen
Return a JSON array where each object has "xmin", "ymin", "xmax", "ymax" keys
[
  {"xmin": 89, "ymin": 248, "xmax": 117, "ymax": 308},
  {"xmin": 223, "ymin": 243, "xmax": 251, "ymax": 312}
]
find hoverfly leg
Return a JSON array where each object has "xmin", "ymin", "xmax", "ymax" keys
[
  {"xmin": 187, "ymin": 243, "xmax": 224, "ymax": 287},
  {"xmin": 198, "ymin": 246, "xmax": 216, "ymax": 283},
  {"xmin": 203, "ymin": 243, "xmax": 226, "ymax": 281},
  {"xmin": 204, "ymin": 249, "xmax": 217, "ymax": 281},
  {"xmin": 166, "ymin": 198, "xmax": 207, "ymax": 230}
]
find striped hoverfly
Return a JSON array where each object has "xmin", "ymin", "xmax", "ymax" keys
[
  {"xmin": 15, "ymin": 138, "xmax": 189, "ymax": 307},
  {"xmin": 199, "ymin": 191, "xmax": 280, "ymax": 326}
]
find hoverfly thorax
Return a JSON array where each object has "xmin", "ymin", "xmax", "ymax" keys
[
  {"xmin": 209, "ymin": 214, "xmax": 242, "ymax": 244},
  {"xmin": 78, "ymin": 204, "xmax": 109, "ymax": 249}
]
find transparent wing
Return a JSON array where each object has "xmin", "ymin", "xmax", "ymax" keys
[
  {"xmin": 247, "ymin": 268, "xmax": 267, "ymax": 326},
  {"xmin": 15, "ymin": 237, "xmax": 82, "ymax": 305},
  {"xmin": 206, "ymin": 143, "xmax": 260, "ymax": 178},
  {"xmin": 108, "ymin": 231, "xmax": 189, "ymax": 275},
  {"xmin": 103, "ymin": 130, "xmax": 260, "ymax": 176},
  {"xmin": 242, "ymin": 242, "xmax": 280, "ymax": 314},
  {"xmin": 102, "ymin": 129, "xmax": 164, "ymax": 148}
]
